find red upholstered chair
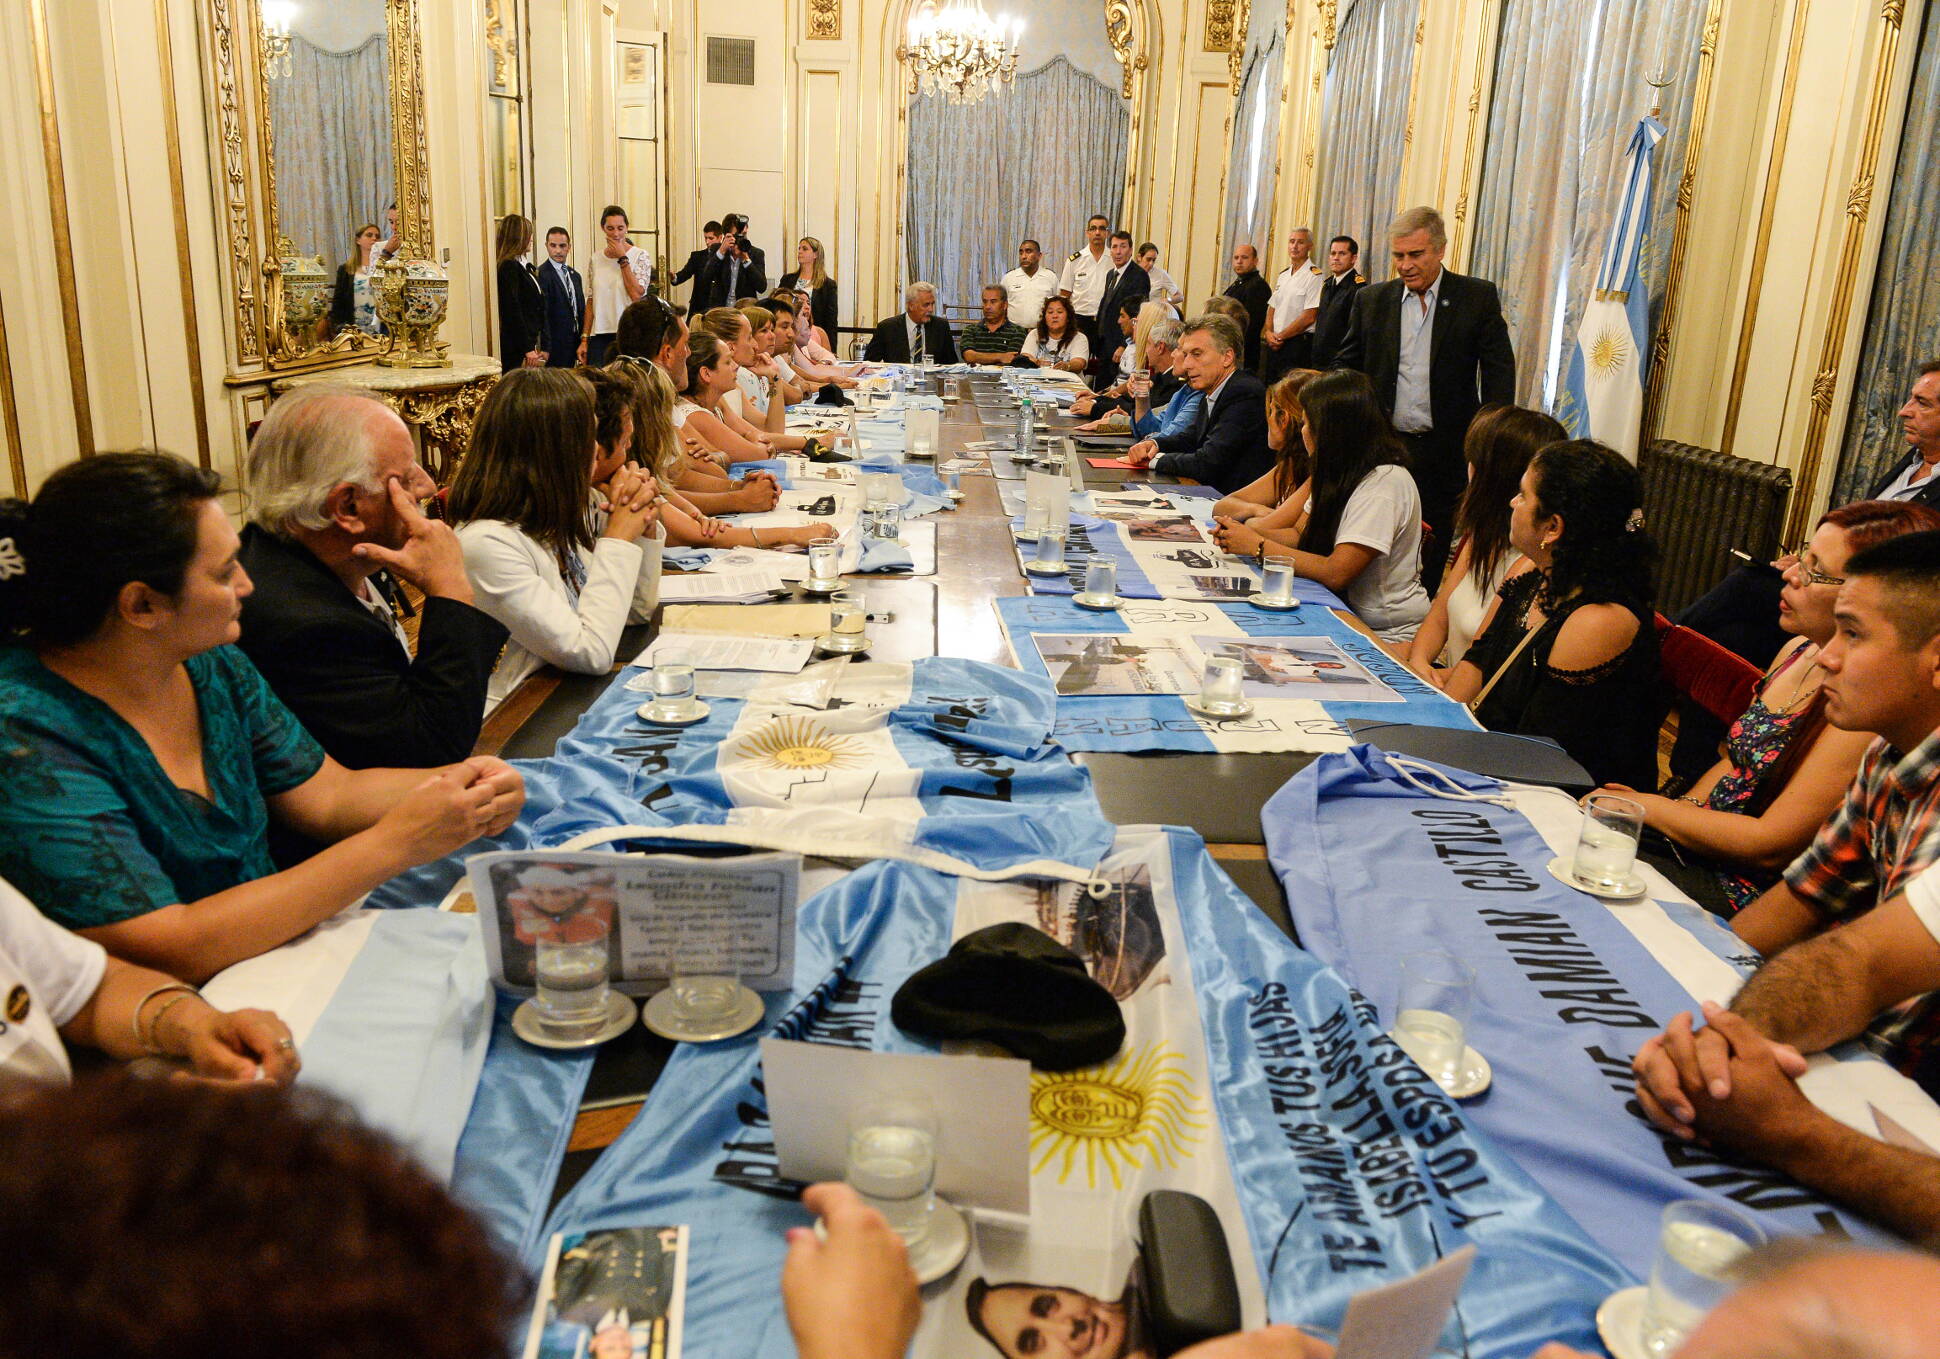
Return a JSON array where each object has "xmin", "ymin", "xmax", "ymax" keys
[{"xmin": 1654, "ymin": 614, "xmax": 1764, "ymax": 727}]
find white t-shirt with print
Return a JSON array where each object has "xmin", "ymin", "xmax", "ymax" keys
[
  {"xmin": 0, "ymin": 875, "xmax": 105, "ymax": 1090},
  {"xmin": 1332, "ymin": 463, "xmax": 1432, "ymax": 643}
]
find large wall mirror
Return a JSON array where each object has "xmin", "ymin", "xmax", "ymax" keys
[{"xmin": 208, "ymin": 0, "xmax": 436, "ymax": 374}]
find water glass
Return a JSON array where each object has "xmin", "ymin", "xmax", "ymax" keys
[
  {"xmin": 534, "ymin": 917, "xmax": 611, "ymax": 1034},
  {"xmin": 944, "ymin": 470, "xmax": 963, "ymax": 500},
  {"xmin": 646, "ymin": 664, "xmax": 698, "ymax": 721},
  {"xmin": 1082, "ymin": 554, "xmax": 1117, "ymax": 601},
  {"xmin": 872, "ymin": 500, "xmax": 903, "ymax": 542},
  {"xmin": 1196, "ymin": 654, "xmax": 1248, "ymax": 715},
  {"xmin": 807, "ymin": 541, "xmax": 840, "ymax": 584},
  {"xmin": 1261, "ymin": 560, "xmax": 1297, "ymax": 607},
  {"xmin": 830, "ymin": 590, "xmax": 868, "ymax": 638},
  {"xmin": 911, "ymin": 429, "xmax": 936, "ymax": 460},
  {"xmin": 846, "ymin": 1094, "xmax": 938, "ymax": 1248},
  {"xmin": 1391, "ymin": 950, "xmax": 1474, "ymax": 1087},
  {"xmin": 1573, "ymin": 793, "xmax": 1645, "ymax": 892},
  {"xmin": 1031, "ymin": 531, "xmax": 1066, "ymax": 571},
  {"xmin": 1639, "ymin": 1201, "xmax": 1765, "ymax": 1356}
]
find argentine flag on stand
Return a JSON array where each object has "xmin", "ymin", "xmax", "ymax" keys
[{"xmin": 1560, "ymin": 115, "xmax": 1665, "ymax": 461}]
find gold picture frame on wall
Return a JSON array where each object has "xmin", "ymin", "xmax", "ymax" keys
[{"xmin": 205, "ymin": 0, "xmax": 438, "ymax": 377}]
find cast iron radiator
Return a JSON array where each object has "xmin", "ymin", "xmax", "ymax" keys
[{"xmin": 1638, "ymin": 439, "xmax": 1793, "ymax": 616}]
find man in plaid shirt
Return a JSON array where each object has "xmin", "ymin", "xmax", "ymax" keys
[{"xmin": 1635, "ymin": 530, "xmax": 1940, "ymax": 1240}]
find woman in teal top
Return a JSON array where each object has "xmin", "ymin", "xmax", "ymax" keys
[{"xmin": 0, "ymin": 452, "xmax": 526, "ymax": 983}]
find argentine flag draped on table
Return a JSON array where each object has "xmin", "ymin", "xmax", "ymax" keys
[{"xmin": 1560, "ymin": 116, "xmax": 1665, "ymax": 460}]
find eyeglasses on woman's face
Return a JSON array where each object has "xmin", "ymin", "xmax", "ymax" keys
[{"xmin": 1785, "ymin": 551, "xmax": 1845, "ymax": 589}]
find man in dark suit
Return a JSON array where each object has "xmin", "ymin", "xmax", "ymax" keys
[
  {"xmin": 862, "ymin": 282, "xmax": 958, "ymax": 364},
  {"xmin": 537, "ymin": 227, "xmax": 585, "ymax": 368},
  {"xmin": 1223, "ymin": 243, "xmax": 1273, "ymax": 373},
  {"xmin": 1865, "ymin": 360, "xmax": 1940, "ymax": 504},
  {"xmin": 670, "ymin": 220, "xmax": 722, "ymax": 303},
  {"xmin": 695, "ymin": 213, "xmax": 767, "ymax": 310},
  {"xmin": 1122, "ymin": 314, "xmax": 1270, "ymax": 494},
  {"xmin": 1093, "ymin": 230, "xmax": 1151, "ymax": 381},
  {"xmin": 1334, "ymin": 205, "xmax": 1516, "ymax": 587},
  {"xmin": 1311, "ymin": 234, "xmax": 1367, "ymax": 369},
  {"xmin": 237, "ymin": 388, "xmax": 507, "ymax": 771}
]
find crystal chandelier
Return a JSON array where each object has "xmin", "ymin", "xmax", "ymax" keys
[
  {"xmin": 260, "ymin": 0, "xmax": 296, "ymax": 80},
  {"xmin": 897, "ymin": 1, "xmax": 1023, "ymax": 105}
]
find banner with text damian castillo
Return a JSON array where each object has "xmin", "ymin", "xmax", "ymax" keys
[
  {"xmin": 996, "ymin": 595, "xmax": 1476, "ymax": 753},
  {"xmin": 539, "ymin": 825, "xmax": 1628, "ymax": 1359},
  {"xmin": 1263, "ymin": 747, "xmax": 1904, "ymax": 1275}
]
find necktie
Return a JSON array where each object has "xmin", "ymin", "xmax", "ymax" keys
[
  {"xmin": 1106, "ymin": 268, "xmax": 1120, "ymax": 298},
  {"xmin": 913, "ymin": 325, "xmax": 927, "ymax": 363}
]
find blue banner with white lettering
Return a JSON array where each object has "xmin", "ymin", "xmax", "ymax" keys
[
  {"xmin": 542, "ymin": 826, "xmax": 1630, "ymax": 1358},
  {"xmin": 1263, "ymin": 747, "xmax": 1891, "ymax": 1274},
  {"xmin": 997, "ymin": 595, "xmax": 1474, "ymax": 753}
]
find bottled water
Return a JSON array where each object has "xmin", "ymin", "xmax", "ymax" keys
[
  {"xmin": 1016, "ymin": 395, "xmax": 1034, "ymax": 456},
  {"xmin": 1392, "ymin": 1007, "xmax": 1465, "ymax": 1083},
  {"xmin": 847, "ymin": 1123, "xmax": 937, "ymax": 1243},
  {"xmin": 1640, "ymin": 1220, "xmax": 1756, "ymax": 1355}
]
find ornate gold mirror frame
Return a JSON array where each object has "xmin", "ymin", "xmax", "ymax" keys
[{"xmin": 207, "ymin": 0, "xmax": 437, "ymax": 376}]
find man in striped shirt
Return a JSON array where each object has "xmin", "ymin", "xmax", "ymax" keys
[{"xmin": 1634, "ymin": 530, "xmax": 1940, "ymax": 1239}]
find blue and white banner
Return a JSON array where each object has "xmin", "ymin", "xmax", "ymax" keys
[
  {"xmin": 998, "ymin": 595, "xmax": 1474, "ymax": 753},
  {"xmin": 541, "ymin": 825, "xmax": 1628, "ymax": 1359},
  {"xmin": 199, "ymin": 906, "xmax": 493, "ymax": 1182},
  {"xmin": 1264, "ymin": 747, "xmax": 1936, "ymax": 1274},
  {"xmin": 1560, "ymin": 116, "xmax": 1666, "ymax": 461}
]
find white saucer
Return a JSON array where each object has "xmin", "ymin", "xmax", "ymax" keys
[
  {"xmin": 800, "ymin": 577, "xmax": 843, "ymax": 595},
  {"xmin": 1245, "ymin": 592, "xmax": 1302, "ymax": 611},
  {"xmin": 1547, "ymin": 856, "xmax": 1649, "ymax": 902},
  {"xmin": 1185, "ymin": 695, "xmax": 1254, "ymax": 719},
  {"xmin": 1596, "ymin": 1285, "xmax": 1651, "ymax": 1359},
  {"xmin": 642, "ymin": 985, "xmax": 765, "ymax": 1042},
  {"xmin": 511, "ymin": 992, "xmax": 637, "ymax": 1050},
  {"xmin": 1023, "ymin": 558, "xmax": 1071, "ymax": 576},
  {"xmin": 636, "ymin": 698, "xmax": 711, "ymax": 727},
  {"xmin": 816, "ymin": 631, "xmax": 871, "ymax": 654},
  {"xmin": 814, "ymin": 1197, "xmax": 971, "ymax": 1286},
  {"xmin": 1440, "ymin": 1047, "xmax": 1493, "ymax": 1099},
  {"xmin": 1072, "ymin": 592, "xmax": 1124, "ymax": 611}
]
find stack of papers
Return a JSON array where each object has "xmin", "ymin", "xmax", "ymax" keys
[
  {"xmin": 628, "ymin": 631, "xmax": 814, "ymax": 673},
  {"xmin": 657, "ymin": 569, "xmax": 791, "ymax": 604}
]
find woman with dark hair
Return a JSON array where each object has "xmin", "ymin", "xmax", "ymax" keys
[
  {"xmin": 1442, "ymin": 439, "xmax": 1662, "ymax": 790},
  {"xmin": 1023, "ymin": 296, "xmax": 1090, "ymax": 374},
  {"xmin": 450, "ymin": 368, "xmax": 666, "ymax": 712},
  {"xmin": 675, "ymin": 329, "xmax": 785, "ymax": 463},
  {"xmin": 1405, "ymin": 404, "xmax": 1568, "ymax": 678},
  {"xmin": 0, "ymin": 453, "xmax": 523, "ymax": 981},
  {"xmin": 766, "ymin": 292, "xmax": 858, "ymax": 394},
  {"xmin": 1211, "ymin": 369, "xmax": 1430, "ymax": 644},
  {"xmin": 1211, "ymin": 369, "xmax": 1321, "ymax": 522},
  {"xmin": 327, "ymin": 222, "xmax": 384, "ymax": 336},
  {"xmin": 1609, "ymin": 499, "xmax": 1940, "ymax": 914},
  {"xmin": 495, "ymin": 214, "xmax": 547, "ymax": 371}
]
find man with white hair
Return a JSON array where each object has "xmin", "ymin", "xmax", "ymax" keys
[
  {"xmin": 862, "ymin": 281, "xmax": 957, "ymax": 364},
  {"xmin": 237, "ymin": 386, "xmax": 507, "ymax": 769}
]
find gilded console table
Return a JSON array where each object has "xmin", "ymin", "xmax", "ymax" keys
[{"xmin": 272, "ymin": 355, "xmax": 500, "ymax": 484}]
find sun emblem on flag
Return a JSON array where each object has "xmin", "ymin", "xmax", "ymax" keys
[
  {"xmin": 731, "ymin": 716, "xmax": 869, "ymax": 770},
  {"xmin": 1028, "ymin": 1043, "xmax": 1207, "ymax": 1189},
  {"xmin": 1589, "ymin": 324, "xmax": 1631, "ymax": 380}
]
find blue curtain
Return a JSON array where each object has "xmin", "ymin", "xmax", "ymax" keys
[
  {"xmin": 905, "ymin": 55, "xmax": 1129, "ymax": 317},
  {"xmin": 1222, "ymin": 17, "xmax": 1287, "ymax": 257},
  {"xmin": 268, "ymin": 33, "xmax": 394, "ymax": 269},
  {"xmin": 1312, "ymin": 0, "xmax": 1421, "ymax": 284},
  {"xmin": 1835, "ymin": 2, "xmax": 1940, "ymax": 503},
  {"xmin": 1468, "ymin": 0, "xmax": 1707, "ymax": 410}
]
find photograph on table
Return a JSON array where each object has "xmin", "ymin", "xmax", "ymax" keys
[
  {"xmin": 951, "ymin": 866, "xmax": 1168, "ymax": 1001},
  {"xmin": 525, "ymin": 1224, "xmax": 689, "ymax": 1359},
  {"xmin": 1122, "ymin": 516, "xmax": 1205, "ymax": 543},
  {"xmin": 1185, "ymin": 574, "xmax": 1258, "ymax": 600},
  {"xmin": 1036, "ymin": 634, "xmax": 1201, "ymax": 696},
  {"xmin": 491, "ymin": 860, "xmax": 620, "ymax": 987},
  {"xmin": 1192, "ymin": 635, "xmax": 1404, "ymax": 703},
  {"xmin": 961, "ymin": 1263, "xmax": 1152, "ymax": 1359}
]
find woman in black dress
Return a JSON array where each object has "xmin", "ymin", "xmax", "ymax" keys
[
  {"xmin": 494, "ymin": 214, "xmax": 546, "ymax": 371},
  {"xmin": 1443, "ymin": 439, "xmax": 1663, "ymax": 790},
  {"xmin": 777, "ymin": 235, "xmax": 839, "ymax": 342}
]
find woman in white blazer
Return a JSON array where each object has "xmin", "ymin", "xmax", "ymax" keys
[{"xmin": 449, "ymin": 368, "xmax": 662, "ymax": 713}]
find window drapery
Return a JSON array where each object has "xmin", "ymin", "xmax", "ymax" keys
[
  {"xmin": 1312, "ymin": 0, "xmax": 1422, "ymax": 285},
  {"xmin": 1221, "ymin": 12, "xmax": 1287, "ymax": 259},
  {"xmin": 1467, "ymin": 0, "xmax": 1707, "ymax": 410},
  {"xmin": 1834, "ymin": 1, "xmax": 1940, "ymax": 503},
  {"xmin": 267, "ymin": 34, "xmax": 395, "ymax": 270},
  {"xmin": 905, "ymin": 55, "xmax": 1129, "ymax": 316}
]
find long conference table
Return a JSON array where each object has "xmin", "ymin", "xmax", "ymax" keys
[{"xmin": 485, "ymin": 372, "xmax": 1320, "ymax": 1161}]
